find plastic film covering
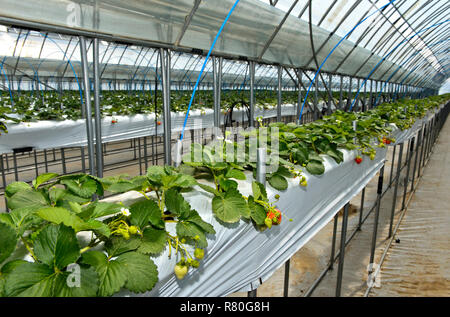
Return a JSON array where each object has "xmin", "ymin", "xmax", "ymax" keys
[
  {"xmin": 0, "ymin": 0, "xmax": 438, "ymax": 86},
  {"xmin": 5, "ymin": 110, "xmax": 440, "ymax": 296},
  {"xmin": 0, "ymin": 103, "xmax": 305, "ymax": 153}
]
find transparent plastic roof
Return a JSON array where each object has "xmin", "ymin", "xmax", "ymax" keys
[{"xmin": 0, "ymin": 0, "xmax": 447, "ymax": 89}]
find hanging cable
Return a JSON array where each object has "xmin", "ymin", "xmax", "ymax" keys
[
  {"xmin": 298, "ymin": 0, "xmax": 398, "ymax": 122},
  {"xmin": 179, "ymin": 0, "xmax": 241, "ymax": 141}
]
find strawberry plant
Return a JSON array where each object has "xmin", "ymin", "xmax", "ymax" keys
[{"xmin": 0, "ymin": 166, "xmax": 216, "ymax": 296}]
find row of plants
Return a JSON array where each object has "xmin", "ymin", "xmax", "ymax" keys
[
  {"xmin": 0, "ymin": 88, "xmax": 379, "ymax": 135},
  {"xmin": 0, "ymin": 94, "xmax": 448, "ymax": 297}
]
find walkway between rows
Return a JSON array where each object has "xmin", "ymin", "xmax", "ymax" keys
[{"xmin": 369, "ymin": 116, "xmax": 450, "ymax": 297}]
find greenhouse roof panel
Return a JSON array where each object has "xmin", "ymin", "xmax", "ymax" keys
[{"xmin": 0, "ymin": 0, "xmax": 447, "ymax": 89}]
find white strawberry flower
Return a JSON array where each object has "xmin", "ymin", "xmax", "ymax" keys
[{"xmin": 120, "ymin": 207, "xmax": 130, "ymax": 216}]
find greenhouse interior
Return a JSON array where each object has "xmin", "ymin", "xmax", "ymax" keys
[{"xmin": 0, "ymin": 0, "xmax": 449, "ymax": 301}]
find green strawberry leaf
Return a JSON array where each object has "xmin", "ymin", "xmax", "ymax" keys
[
  {"xmin": 268, "ymin": 174, "xmax": 288, "ymax": 191},
  {"xmin": 33, "ymin": 224, "xmax": 80, "ymax": 270},
  {"xmin": 7, "ymin": 190, "xmax": 49, "ymax": 211},
  {"xmin": 5, "ymin": 182, "xmax": 32, "ymax": 198},
  {"xmin": 116, "ymin": 251, "xmax": 158, "ymax": 294},
  {"xmin": 129, "ymin": 199, "xmax": 161, "ymax": 229},
  {"xmin": 306, "ymin": 160, "xmax": 325, "ymax": 175},
  {"xmin": 0, "ymin": 222, "xmax": 18, "ymax": 264},
  {"xmin": 211, "ymin": 189, "xmax": 246, "ymax": 223},
  {"xmin": 138, "ymin": 227, "xmax": 167, "ymax": 255},
  {"xmin": 32, "ymin": 173, "xmax": 59, "ymax": 189},
  {"xmin": 82, "ymin": 250, "xmax": 128, "ymax": 297}
]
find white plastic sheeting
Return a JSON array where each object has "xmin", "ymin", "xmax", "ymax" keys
[
  {"xmin": 4, "ymin": 109, "xmax": 438, "ymax": 297},
  {"xmin": 104, "ymin": 143, "xmax": 388, "ymax": 297},
  {"xmin": 0, "ymin": 104, "xmax": 301, "ymax": 153}
]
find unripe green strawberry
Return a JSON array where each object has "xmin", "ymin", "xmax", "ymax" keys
[
  {"xmin": 265, "ymin": 217, "xmax": 272, "ymax": 229},
  {"xmin": 194, "ymin": 248, "xmax": 205, "ymax": 260},
  {"xmin": 191, "ymin": 260, "xmax": 200, "ymax": 268},
  {"xmin": 300, "ymin": 179, "xmax": 307, "ymax": 187},
  {"xmin": 122, "ymin": 231, "xmax": 130, "ymax": 240},
  {"xmin": 174, "ymin": 264, "xmax": 188, "ymax": 280},
  {"xmin": 128, "ymin": 225, "xmax": 138, "ymax": 235},
  {"xmin": 370, "ymin": 153, "xmax": 376, "ymax": 160}
]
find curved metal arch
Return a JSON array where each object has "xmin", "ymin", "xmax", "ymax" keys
[
  {"xmin": 378, "ymin": 29, "xmax": 450, "ymax": 82},
  {"xmin": 349, "ymin": 18, "xmax": 450, "ymax": 110},
  {"xmin": 332, "ymin": 0, "xmax": 403, "ymax": 74},
  {"xmin": 385, "ymin": 5, "xmax": 450, "ymax": 75},
  {"xmin": 349, "ymin": 0, "xmax": 443, "ymax": 80}
]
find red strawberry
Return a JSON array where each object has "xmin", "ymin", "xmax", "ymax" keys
[
  {"xmin": 157, "ymin": 121, "xmax": 162, "ymax": 126},
  {"xmin": 111, "ymin": 120, "xmax": 117, "ymax": 124},
  {"xmin": 355, "ymin": 156, "xmax": 363, "ymax": 164}
]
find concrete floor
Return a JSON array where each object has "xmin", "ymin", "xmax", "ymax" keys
[{"xmin": 369, "ymin": 115, "xmax": 450, "ymax": 297}]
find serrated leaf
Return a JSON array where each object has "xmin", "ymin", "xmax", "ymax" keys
[
  {"xmin": 5, "ymin": 182, "xmax": 31, "ymax": 198},
  {"xmin": 7, "ymin": 190, "xmax": 48, "ymax": 211},
  {"xmin": 225, "ymin": 168, "xmax": 246, "ymax": 180},
  {"xmin": 105, "ymin": 180, "xmax": 139, "ymax": 194},
  {"xmin": 82, "ymin": 250, "xmax": 128, "ymax": 297},
  {"xmin": 4, "ymin": 262, "xmax": 55, "ymax": 297},
  {"xmin": 164, "ymin": 189, "xmax": 191, "ymax": 218},
  {"xmin": 0, "ymin": 222, "xmax": 18, "ymax": 264},
  {"xmin": 105, "ymin": 236, "xmax": 141, "ymax": 257},
  {"xmin": 251, "ymin": 181, "xmax": 267, "ymax": 201},
  {"xmin": 129, "ymin": 199, "xmax": 161, "ymax": 229},
  {"xmin": 176, "ymin": 221, "xmax": 208, "ymax": 248},
  {"xmin": 138, "ymin": 227, "xmax": 167, "ymax": 255},
  {"xmin": 116, "ymin": 252, "xmax": 158, "ymax": 294},
  {"xmin": 211, "ymin": 189, "xmax": 246, "ymax": 223},
  {"xmin": 33, "ymin": 224, "xmax": 80, "ymax": 270},
  {"xmin": 248, "ymin": 196, "xmax": 267, "ymax": 226},
  {"xmin": 306, "ymin": 160, "xmax": 325, "ymax": 175},
  {"xmin": 60, "ymin": 178, "xmax": 97, "ymax": 198},
  {"xmin": 268, "ymin": 174, "xmax": 288, "ymax": 191},
  {"xmin": 197, "ymin": 183, "xmax": 220, "ymax": 196},
  {"xmin": 32, "ymin": 173, "xmax": 59, "ymax": 189},
  {"xmin": 52, "ymin": 266, "xmax": 99, "ymax": 297}
]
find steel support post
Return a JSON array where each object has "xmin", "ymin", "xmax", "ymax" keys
[
  {"xmin": 389, "ymin": 145, "xmax": 396, "ymax": 185},
  {"xmin": 388, "ymin": 143, "xmax": 403, "ymax": 238},
  {"xmin": 0, "ymin": 155, "xmax": 8, "ymax": 212},
  {"xmin": 335, "ymin": 202, "xmax": 350, "ymax": 297},
  {"xmin": 330, "ymin": 213, "xmax": 339, "ymax": 269},
  {"xmin": 296, "ymin": 69, "xmax": 302, "ymax": 124},
  {"xmin": 160, "ymin": 48, "xmax": 172, "ymax": 165},
  {"xmin": 213, "ymin": 56, "xmax": 222, "ymax": 129},
  {"xmin": 402, "ymin": 137, "xmax": 416, "ymax": 210},
  {"xmin": 277, "ymin": 66, "xmax": 282, "ymax": 122},
  {"xmin": 358, "ymin": 187, "xmax": 366, "ymax": 231},
  {"xmin": 79, "ymin": 36, "xmax": 96, "ymax": 175},
  {"xmin": 369, "ymin": 165, "xmax": 385, "ymax": 267},
  {"xmin": 314, "ymin": 77, "xmax": 319, "ymax": 119},
  {"xmin": 410, "ymin": 128, "xmax": 422, "ymax": 192},
  {"xmin": 284, "ymin": 259, "xmax": 290, "ymax": 297},
  {"xmin": 93, "ymin": 37, "xmax": 103, "ymax": 178},
  {"xmin": 249, "ymin": 61, "xmax": 255, "ymax": 128},
  {"xmin": 339, "ymin": 75, "xmax": 343, "ymax": 110},
  {"xmin": 248, "ymin": 148, "xmax": 267, "ymax": 298},
  {"xmin": 327, "ymin": 73, "xmax": 332, "ymax": 115}
]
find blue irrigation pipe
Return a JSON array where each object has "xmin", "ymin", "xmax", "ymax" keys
[
  {"xmin": 179, "ymin": 0, "xmax": 240, "ymax": 141},
  {"xmin": 349, "ymin": 19, "xmax": 450, "ymax": 111},
  {"xmin": 0, "ymin": 61, "xmax": 14, "ymax": 106},
  {"xmin": 374, "ymin": 38, "xmax": 450, "ymax": 106},
  {"xmin": 38, "ymin": 32, "xmax": 84, "ymax": 105},
  {"xmin": 298, "ymin": 0, "xmax": 397, "ymax": 122}
]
